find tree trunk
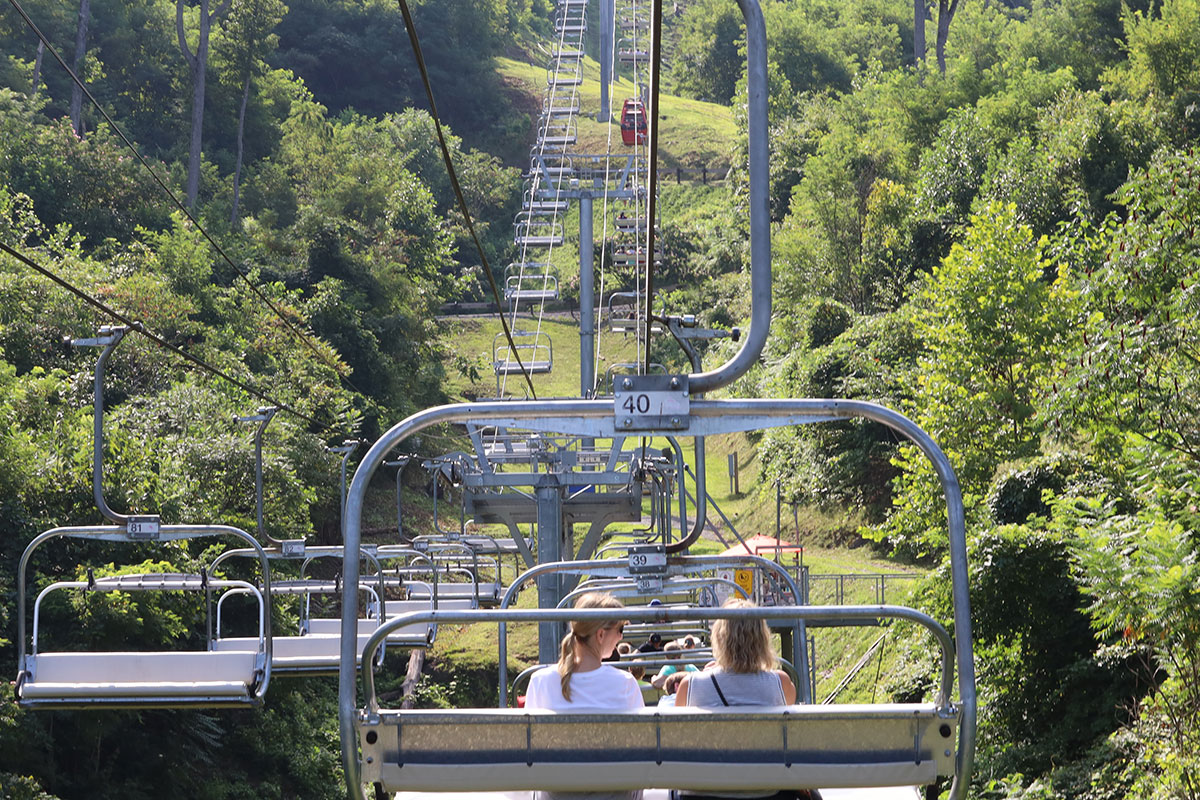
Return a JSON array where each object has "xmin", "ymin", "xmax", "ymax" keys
[
  {"xmin": 230, "ymin": 71, "xmax": 251, "ymax": 225},
  {"xmin": 186, "ymin": 0, "xmax": 211, "ymax": 209},
  {"xmin": 32, "ymin": 40, "xmax": 45, "ymax": 97},
  {"xmin": 69, "ymin": 0, "xmax": 91, "ymax": 134},
  {"xmin": 935, "ymin": 0, "xmax": 960, "ymax": 75},
  {"xmin": 400, "ymin": 648, "xmax": 425, "ymax": 710},
  {"xmin": 177, "ymin": 0, "xmax": 231, "ymax": 209},
  {"xmin": 913, "ymin": 0, "xmax": 926, "ymax": 66}
]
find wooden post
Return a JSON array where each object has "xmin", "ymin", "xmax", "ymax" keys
[{"xmin": 400, "ymin": 648, "xmax": 426, "ymax": 709}]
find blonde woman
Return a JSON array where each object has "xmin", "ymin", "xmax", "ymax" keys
[
  {"xmin": 674, "ymin": 599, "xmax": 800, "ymax": 800},
  {"xmin": 524, "ymin": 591, "xmax": 643, "ymax": 711},
  {"xmin": 676, "ymin": 598, "xmax": 796, "ymax": 707}
]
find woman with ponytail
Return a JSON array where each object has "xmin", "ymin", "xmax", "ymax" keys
[
  {"xmin": 524, "ymin": 592, "xmax": 644, "ymax": 800},
  {"xmin": 524, "ymin": 591, "xmax": 643, "ymax": 712}
]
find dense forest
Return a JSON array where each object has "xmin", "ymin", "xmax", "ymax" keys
[{"xmin": 2, "ymin": 0, "xmax": 1200, "ymax": 796}]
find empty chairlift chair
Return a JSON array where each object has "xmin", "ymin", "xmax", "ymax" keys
[
  {"xmin": 16, "ymin": 522, "xmax": 273, "ymax": 709},
  {"xmin": 527, "ymin": 154, "xmax": 576, "ymax": 184},
  {"xmin": 504, "ymin": 263, "xmax": 559, "ymax": 305},
  {"xmin": 374, "ymin": 547, "xmax": 479, "ymax": 634},
  {"xmin": 207, "ymin": 545, "xmax": 405, "ymax": 676},
  {"xmin": 553, "ymin": 7, "xmax": 586, "ymax": 34},
  {"xmin": 542, "ymin": 91, "xmax": 581, "ymax": 118},
  {"xmin": 536, "ymin": 116, "xmax": 578, "ymax": 150},
  {"xmin": 492, "ymin": 330, "xmax": 553, "ymax": 391},
  {"xmin": 514, "ymin": 217, "xmax": 565, "ymax": 247},
  {"xmin": 523, "ymin": 187, "xmax": 569, "ymax": 214},
  {"xmin": 419, "ymin": 542, "xmax": 504, "ymax": 607},
  {"xmin": 549, "ymin": 46, "xmax": 584, "ymax": 62},
  {"xmin": 547, "ymin": 59, "xmax": 582, "ymax": 89}
]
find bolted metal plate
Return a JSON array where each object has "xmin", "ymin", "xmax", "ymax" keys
[
  {"xmin": 280, "ymin": 539, "xmax": 306, "ymax": 558},
  {"xmin": 126, "ymin": 516, "xmax": 161, "ymax": 540},
  {"xmin": 628, "ymin": 544, "xmax": 668, "ymax": 575},
  {"xmin": 613, "ymin": 374, "xmax": 690, "ymax": 431}
]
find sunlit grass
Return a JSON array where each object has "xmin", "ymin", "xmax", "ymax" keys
[{"xmin": 495, "ymin": 55, "xmax": 736, "ymax": 169}]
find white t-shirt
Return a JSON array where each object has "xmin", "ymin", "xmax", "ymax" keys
[
  {"xmin": 525, "ymin": 664, "xmax": 644, "ymax": 711},
  {"xmin": 525, "ymin": 665, "xmax": 645, "ymax": 800}
]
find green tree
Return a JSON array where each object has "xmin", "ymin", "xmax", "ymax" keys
[
  {"xmin": 1106, "ymin": 0, "xmax": 1200, "ymax": 140},
  {"xmin": 217, "ymin": 0, "xmax": 285, "ymax": 225},
  {"xmin": 177, "ymin": 0, "xmax": 232, "ymax": 208},
  {"xmin": 669, "ymin": 0, "xmax": 743, "ymax": 103},
  {"xmin": 879, "ymin": 202, "xmax": 1068, "ymax": 556},
  {"xmin": 1048, "ymin": 148, "xmax": 1200, "ymax": 463}
]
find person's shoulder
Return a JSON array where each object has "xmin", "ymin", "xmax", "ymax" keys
[
  {"xmin": 598, "ymin": 664, "xmax": 637, "ymax": 682},
  {"xmin": 528, "ymin": 665, "xmax": 559, "ymax": 685},
  {"xmin": 597, "ymin": 665, "xmax": 640, "ymax": 694}
]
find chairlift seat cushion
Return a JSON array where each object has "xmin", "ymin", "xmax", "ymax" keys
[
  {"xmin": 494, "ymin": 360, "xmax": 552, "ymax": 374},
  {"xmin": 21, "ymin": 651, "xmax": 259, "ymax": 699},
  {"xmin": 386, "ymin": 598, "xmax": 477, "ymax": 613},
  {"xmin": 406, "ymin": 583, "xmax": 499, "ymax": 602},
  {"xmin": 213, "ymin": 629, "xmax": 421, "ymax": 672}
]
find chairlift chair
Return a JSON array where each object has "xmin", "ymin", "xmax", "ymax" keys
[
  {"xmin": 522, "ymin": 189, "xmax": 569, "ymax": 214},
  {"xmin": 514, "ymin": 218, "xmax": 565, "ymax": 247},
  {"xmin": 618, "ymin": 38, "xmax": 650, "ymax": 64},
  {"xmin": 614, "ymin": 211, "xmax": 652, "ymax": 234},
  {"xmin": 553, "ymin": 7, "xmax": 586, "ymax": 34},
  {"xmin": 16, "ymin": 524, "xmax": 273, "ymax": 709},
  {"xmin": 621, "ymin": 98, "xmax": 648, "ymax": 146},
  {"xmin": 212, "ymin": 580, "xmax": 398, "ymax": 675},
  {"xmin": 504, "ymin": 263, "xmax": 559, "ymax": 304},
  {"xmin": 612, "ymin": 244, "xmax": 663, "ymax": 267},
  {"xmin": 492, "ymin": 331, "xmax": 553, "ymax": 389},
  {"xmin": 205, "ymin": 544, "xmax": 427, "ymax": 676},
  {"xmin": 618, "ymin": 8, "xmax": 648, "ymax": 31},
  {"xmin": 541, "ymin": 95, "xmax": 581, "ymax": 117},
  {"xmin": 605, "ymin": 292, "xmax": 664, "ymax": 336},
  {"xmin": 547, "ymin": 60, "xmax": 583, "ymax": 88},
  {"xmin": 354, "ymin": 605, "xmax": 959, "ymax": 796}
]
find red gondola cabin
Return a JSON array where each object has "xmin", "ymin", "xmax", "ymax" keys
[{"xmin": 620, "ymin": 98, "xmax": 647, "ymax": 146}]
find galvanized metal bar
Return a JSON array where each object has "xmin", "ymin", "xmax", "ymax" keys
[
  {"xmin": 579, "ymin": 193, "xmax": 596, "ymax": 397},
  {"xmin": 535, "ymin": 480, "xmax": 566, "ymax": 664},
  {"xmin": 77, "ymin": 326, "xmax": 130, "ymax": 524},
  {"xmin": 687, "ymin": 0, "xmax": 771, "ymax": 394},
  {"xmin": 598, "ymin": 0, "xmax": 613, "ymax": 121}
]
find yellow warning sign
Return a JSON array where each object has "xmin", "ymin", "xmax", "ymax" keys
[{"xmin": 734, "ymin": 569, "xmax": 754, "ymax": 595}]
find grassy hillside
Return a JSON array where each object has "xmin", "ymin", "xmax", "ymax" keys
[{"xmin": 495, "ymin": 55, "xmax": 736, "ymax": 170}]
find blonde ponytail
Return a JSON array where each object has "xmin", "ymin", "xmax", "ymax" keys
[
  {"xmin": 555, "ymin": 591, "xmax": 626, "ymax": 702},
  {"xmin": 557, "ymin": 629, "xmax": 578, "ymax": 701}
]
